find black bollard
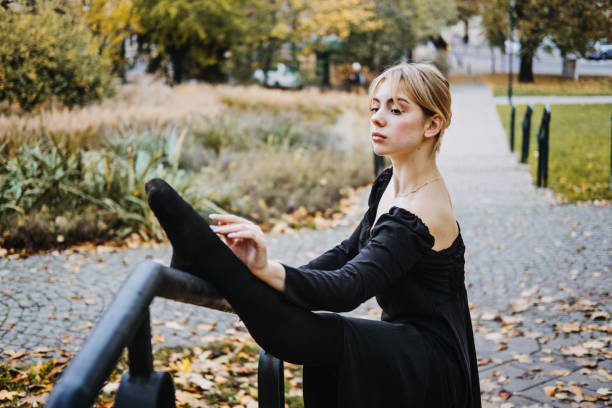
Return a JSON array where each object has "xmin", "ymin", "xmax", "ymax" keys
[
  {"xmin": 115, "ymin": 310, "xmax": 176, "ymax": 408},
  {"xmin": 258, "ymin": 350, "xmax": 285, "ymax": 408},
  {"xmin": 520, "ymin": 104, "xmax": 533, "ymax": 163},
  {"xmin": 510, "ymin": 104, "xmax": 516, "ymax": 152},
  {"xmin": 536, "ymin": 106, "xmax": 551, "ymax": 188}
]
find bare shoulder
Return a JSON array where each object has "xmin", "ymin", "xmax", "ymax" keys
[{"xmin": 397, "ymin": 197, "xmax": 458, "ymax": 251}]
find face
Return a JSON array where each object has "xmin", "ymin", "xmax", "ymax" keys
[{"xmin": 369, "ymin": 79, "xmax": 433, "ymax": 158}]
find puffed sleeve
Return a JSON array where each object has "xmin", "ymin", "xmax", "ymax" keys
[{"xmin": 283, "ymin": 207, "xmax": 434, "ymax": 312}]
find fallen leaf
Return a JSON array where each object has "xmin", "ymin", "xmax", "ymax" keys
[
  {"xmin": 102, "ymin": 381, "xmax": 120, "ymax": 394},
  {"xmin": 499, "ymin": 389, "xmax": 512, "ymax": 400},
  {"xmin": 550, "ymin": 369, "xmax": 571, "ymax": 376},
  {"xmin": 597, "ymin": 388, "xmax": 611, "ymax": 396},
  {"xmin": 543, "ymin": 386, "xmax": 556, "ymax": 396},
  {"xmin": 18, "ymin": 393, "xmax": 48, "ymax": 407},
  {"xmin": 0, "ymin": 390, "xmax": 25, "ymax": 401},
  {"xmin": 569, "ymin": 385, "xmax": 583, "ymax": 397},
  {"xmin": 559, "ymin": 344, "xmax": 590, "ymax": 357},
  {"xmin": 165, "ymin": 321, "xmax": 186, "ymax": 331}
]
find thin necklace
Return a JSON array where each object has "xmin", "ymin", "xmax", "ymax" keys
[{"xmin": 394, "ymin": 177, "xmax": 441, "ymax": 198}]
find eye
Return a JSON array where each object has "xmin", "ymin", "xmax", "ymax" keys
[
  {"xmin": 390, "ymin": 108, "xmax": 402, "ymax": 115},
  {"xmin": 370, "ymin": 107, "xmax": 379, "ymax": 113}
]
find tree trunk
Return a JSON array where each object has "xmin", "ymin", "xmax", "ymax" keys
[
  {"xmin": 490, "ymin": 47, "xmax": 496, "ymax": 73},
  {"xmin": 318, "ymin": 51, "xmax": 331, "ymax": 89},
  {"xmin": 518, "ymin": 51, "xmax": 534, "ymax": 83},
  {"xmin": 463, "ymin": 19, "xmax": 469, "ymax": 44},
  {"xmin": 169, "ymin": 49, "xmax": 184, "ymax": 84}
]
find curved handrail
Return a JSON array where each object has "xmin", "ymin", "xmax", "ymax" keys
[{"xmin": 46, "ymin": 261, "xmax": 233, "ymax": 408}]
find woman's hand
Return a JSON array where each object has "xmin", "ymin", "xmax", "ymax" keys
[{"xmin": 209, "ymin": 214, "xmax": 268, "ymax": 276}]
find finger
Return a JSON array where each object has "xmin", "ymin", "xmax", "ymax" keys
[
  {"xmin": 210, "ymin": 213, "xmax": 255, "ymax": 225},
  {"xmin": 226, "ymin": 230, "xmax": 265, "ymax": 248},
  {"xmin": 211, "ymin": 223, "xmax": 261, "ymax": 235}
]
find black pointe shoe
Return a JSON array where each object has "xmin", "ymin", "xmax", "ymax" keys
[{"xmin": 145, "ymin": 178, "xmax": 222, "ymax": 277}]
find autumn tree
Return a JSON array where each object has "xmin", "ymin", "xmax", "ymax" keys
[
  {"xmin": 455, "ymin": 0, "xmax": 482, "ymax": 44},
  {"xmin": 546, "ymin": 0, "xmax": 611, "ymax": 78},
  {"xmin": 81, "ymin": 0, "xmax": 139, "ymax": 80},
  {"xmin": 481, "ymin": 0, "xmax": 550, "ymax": 82},
  {"xmin": 339, "ymin": 0, "xmax": 457, "ymax": 74},
  {"xmin": 132, "ymin": 0, "xmax": 248, "ymax": 83},
  {"xmin": 0, "ymin": 0, "xmax": 114, "ymax": 110}
]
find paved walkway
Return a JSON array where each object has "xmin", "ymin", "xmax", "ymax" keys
[
  {"xmin": 494, "ymin": 95, "xmax": 612, "ymax": 105},
  {"xmin": 1, "ymin": 83, "xmax": 611, "ymax": 407}
]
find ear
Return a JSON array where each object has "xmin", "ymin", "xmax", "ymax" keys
[{"xmin": 423, "ymin": 115, "xmax": 442, "ymax": 139}]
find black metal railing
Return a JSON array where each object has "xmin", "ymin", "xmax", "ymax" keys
[
  {"xmin": 509, "ymin": 103, "xmax": 516, "ymax": 152},
  {"xmin": 536, "ymin": 105, "xmax": 551, "ymax": 188},
  {"xmin": 520, "ymin": 104, "xmax": 533, "ymax": 163},
  {"xmin": 46, "ymin": 260, "xmax": 284, "ymax": 408}
]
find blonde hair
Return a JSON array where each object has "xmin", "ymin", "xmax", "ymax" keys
[{"xmin": 368, "ymin": 62, "xmax": 451, "ymax": 154}]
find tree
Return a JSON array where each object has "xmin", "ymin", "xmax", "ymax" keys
[
  {"xmin": 339, "ymin": 0, "xmax": 457, "ymax": 74},
  {"xmin": 132, "ymin": 0, "xmax": 248, "ymax": 83},
  {"xmin": 455, "ymin": 0, "xmax": 481, "ymax": 44},
  {"xmin": 547, "ymin": 0, "xmax": 611, "ymax": 78},
  {"xmin": 481, "ymin": 0, "xmax": 551, "ymax": 83},
  {"xmin": 81, "ymin": 0, "xmax": 140, "ymax": 81},
  {"xmin": 0, "ymin": 0, "xmax": 114, "ymax": 111}
]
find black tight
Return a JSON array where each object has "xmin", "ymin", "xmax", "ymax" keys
[
  {"xmin": 203, "ymin": 241, "xmax": 344, "ymax": 366},
  {"xmin": 145, "ymin": 178, "xmax": 344, "ymax": 367}
]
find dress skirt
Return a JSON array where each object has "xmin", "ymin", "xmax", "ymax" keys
[{"xmin": 303, "ymin": 313, "xmax": 467, "ymax": 408}]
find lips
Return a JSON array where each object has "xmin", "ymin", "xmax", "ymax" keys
[{"xmin": 371, "ymin": 132, "xmax": 386, "ymax": 142}]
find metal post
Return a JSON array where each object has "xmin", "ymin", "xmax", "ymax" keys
[
  {"xmin": 536, "ymin": 106, "xmax": 551, "ymax": 187},
  {"xmin": 258, "ymin": 350, "xmax": 285, "ymax": 408},
  {"xmin": 510, "ymin": 104, "xmax": 516, "ymax": 151},
  {"xmin": 610, "ymin": 113, "xmax": 611, "ymax": 190},
  {"xmin": 521, "ymin": 104, "xmax": 533, "ymax": 163},
  {"xmin": 128, "ymin": 309, "xmax": 153, "ymax": 378},
  {"xmin": 508, "ymin": 0, "xmax": 515, "ymax": 105}
]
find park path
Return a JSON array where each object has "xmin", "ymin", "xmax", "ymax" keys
[
  {"xmin": 493, "ymin": 95, "xmax": 612, "ymax": 105},
  {"xmin": 1, "ymin": 83, "xmax": 611, "ymax": 407}
]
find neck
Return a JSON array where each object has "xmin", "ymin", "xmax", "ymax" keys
[{"xmin": 388, "ymin": 150, "xmax": 440, "ymax": 197}]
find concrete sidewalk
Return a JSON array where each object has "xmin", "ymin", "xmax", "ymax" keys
[
  {"xmin": 1, "ymin": 83, "xmax": 610, "ymax": 407},
  {"xmin": 494, "ymin": 95, "xmax": 612, "ymax": 105}
]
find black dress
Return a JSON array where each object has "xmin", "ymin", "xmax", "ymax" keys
[{"xmin": 282, "ymin": 167, "xmax": 481, "ymax": 407}]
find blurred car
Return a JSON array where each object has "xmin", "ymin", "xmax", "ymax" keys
[
  {"xmin": 586, "ymin": 39, "xmax": 611, "ymax": 60},
  {"xmin": 254, "ymin": 63, "xmax": 303, "ymax": 89}
]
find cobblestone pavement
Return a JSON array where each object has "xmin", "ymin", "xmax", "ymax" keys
[
  {"xmin": 1, "ymin": 83, "xmax": 610, "ymax": 407},
  {"xmin": 493, "ymin": 95, "xmax": 612, "ymax": 105}
]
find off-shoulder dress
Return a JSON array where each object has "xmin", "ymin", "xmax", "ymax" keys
[{"xmin": 281, "ymin": 167, "xmax": 481, "ymax": 407}]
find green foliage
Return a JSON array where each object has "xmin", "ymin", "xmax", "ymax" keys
[
  {"xmin": 497, "ymin": 103, "xmax": 612, "ymax": 202},
  {"xmin": 132, "ymin": 0, "xmax": 248, "ymax": 83},
  {"xmin": 0, "ymin": 1, "xmax": 114, "ymax": 111},
  {"xmin": 338, "ymin": 0, "xmax": 457, "ymax": 73},
  {"xmin": 546, "ymin": 0, "xmax": 611, "ymax": 57},
  {"xmin": 0, "ymin": 129, "xmax": 222, "ymax": 250}
]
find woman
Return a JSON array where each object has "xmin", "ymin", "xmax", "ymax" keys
[{"xmin": 146, "ymin": 62, "xmax": 481, "ymax": 407}]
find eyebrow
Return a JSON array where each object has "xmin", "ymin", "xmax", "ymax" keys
[{"xmin": 372, "ymin": 97, "xmax": 410, "ymax": 105}]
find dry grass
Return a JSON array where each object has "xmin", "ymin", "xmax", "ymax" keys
[
  {"xmin": 1, "ymin": 83, "xmax": 373, "ymax": 252},
  {"xmin": 450, "ymin": 73, "xmax": 612, "ymax": 96},
  {"xmin": 0, "ymin": 83, "xmax": 368, "ymax": 148}
]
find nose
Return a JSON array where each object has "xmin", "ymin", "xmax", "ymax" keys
[{"xmin": 370, "ymin": 110, "xmax": 385, "ymax": 127}]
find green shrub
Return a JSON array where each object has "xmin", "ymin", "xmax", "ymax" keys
[
  {"xmin": 0, "ymin": 1, "xmax": 114, "ymax": 111},
  {"xmin": 0, "ymin": 130, "xmax": 224, "ymax": 251}
]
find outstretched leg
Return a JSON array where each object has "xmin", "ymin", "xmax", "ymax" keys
[{"xmin": 146, "ymin": 178, "xmax": 343, "ymax": 367}]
